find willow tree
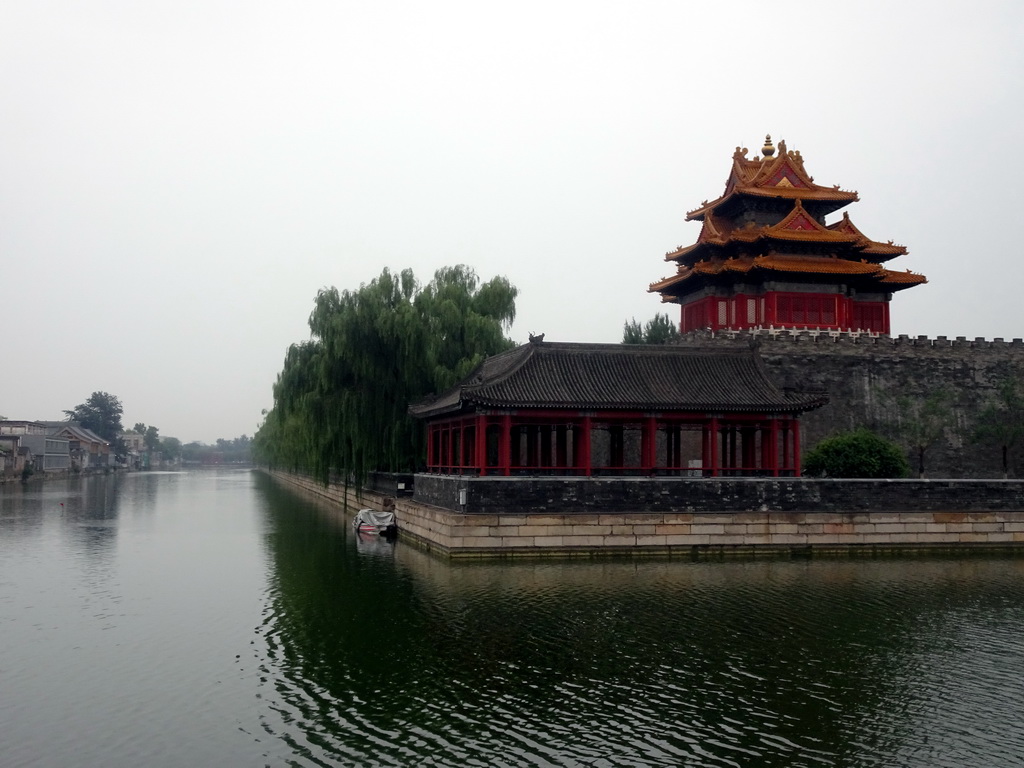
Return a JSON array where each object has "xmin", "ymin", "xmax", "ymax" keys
[
  {"xmin": 622, "ymin": 313, "xmax": 680, "ymax": 344},
  {"xmin": 254, "ymin": 266, "xmax": 517, "ymax": 484}
]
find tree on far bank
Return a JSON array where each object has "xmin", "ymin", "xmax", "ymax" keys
[
  {"xmin": 161, "ymin": 436, "xmax": 182, "ymax": 459},
  {"xmin": 64, "ymin": 391, "xmax": 124, "ymax": 442},
  {"xmin": 803, "ymin": 429, "xmax": 909, "ymax": 478},
  {"xmin": 974, "ymin": 377, "xmax": 1024, "ymax": 478},
  {"xmin": 623, "ymin": 313, "xmax": 679, "ymax": 344},
  {"xmin": 144, "ymin": 425, "xmax": 160, "ymax": 452}
]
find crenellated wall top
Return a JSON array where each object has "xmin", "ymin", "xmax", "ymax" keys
[{"xmin": 680, "ymin": 327, "xmax": 1024, "ymax": 350}]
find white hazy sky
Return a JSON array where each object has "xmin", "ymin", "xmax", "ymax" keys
[{"xmin": 3, "ymin": 1, "xmax": 1023, "ymax": 443}]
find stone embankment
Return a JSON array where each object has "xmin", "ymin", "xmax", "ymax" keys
[{"xmin": 266, "ymin": 469, "xmax": 1024, "ymax": 559}]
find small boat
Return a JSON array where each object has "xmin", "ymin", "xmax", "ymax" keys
[{"xmin": 353, "ymin": 508, "xmax": 398, "ymax": 539}]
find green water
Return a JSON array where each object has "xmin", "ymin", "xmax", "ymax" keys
[{"xmin": 2, "ymin": 470, "xmax": 1023, "ymax": 767}]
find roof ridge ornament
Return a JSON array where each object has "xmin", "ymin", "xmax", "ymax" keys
[{"xmin": 761, "ymin": 134, "xmax": 775, "ymax": 158}]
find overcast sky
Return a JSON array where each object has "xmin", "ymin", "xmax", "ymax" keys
[{"xmin": 3, "ymin": 1, "xmax": 1023, "ymax": 443}]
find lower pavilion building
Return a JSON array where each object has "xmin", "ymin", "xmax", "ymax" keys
[{"xmin": 410, "ymin": 340, "xmax": 824, "ymax": 478}]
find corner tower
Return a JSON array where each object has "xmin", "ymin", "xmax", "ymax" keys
[{"xmin": 650, "ymin": 136, "xmax": 926, "ymax": 334}]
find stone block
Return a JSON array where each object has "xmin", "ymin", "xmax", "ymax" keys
[
  {"xmin": 518, "ymin": 525, "xmax": 574, "ymax": 537},
  {"xmin": 972, "ymin": 523, "xmax": 1004, "ymax": 532},
  {"xmin": 664, "ymin": 534, "xmax": 711, "ymax": 546},
  {"xmin": 985, "ymin": 533, "xmax": 1015, "ymax": 543},
  {"xmin": 655, "ymin": 523, "xmax": 692, "ymax": 535},
  {"xmin": 664, "ymin": 513, "xmax": 695, "ymax": 524},
  {"xmin": 532, "ymin": 536, "xmax": 564, "ymax": 547},
  {"xmin": 572, "ymin": 525, "xmax": 612, "ymax": 536},
  {"xmin": 957, "ymin": 533, "xmax": 989, "ymax": 543},
  {"xmin": 618, "ymin": 513, "xmax": 667, "ymax": 525},
  {"xmin": 457, "ymin": 515, "xmax": 500, "ymax": 527},
  {"xmin": 872, "ymin": 523, "xmax": 907, "ymax": 534},
  {"xmin": 560, "ymin": 535, "xmax": 612, "ymax": 547},
  {"xmin": 523, "ymin": 514, "xmax": 572, "ymax": 526},
  {"xmin": 461, "ymin": 536, "xmax": 498, "ymax": 548},
  {"xmin": 501, "ymin": 536, "xmax": 532, "ymax": 547},
  {"xmin": 636, "ymin": 535, "xmax": 668, "ymax": 546},
  {"xmin": 690, "ymin": 524, "xmax": 726, "ymax": 535},
  {"xmin": 603, "ymin": 535, "xmax": 639, "ymax": 546},
  {"xmin": 769, "ymin": 533, "xmax": 806, "ymax": 545}
]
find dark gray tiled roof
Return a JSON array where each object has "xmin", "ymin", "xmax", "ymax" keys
[{"xmin": 410, "ymin": 341, "xmax": 825, "ymax": 418}]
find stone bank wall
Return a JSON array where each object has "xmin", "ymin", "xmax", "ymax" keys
[{"xmin": 267, "ymin": 469, "xmax": 1024, "ymax": 558}]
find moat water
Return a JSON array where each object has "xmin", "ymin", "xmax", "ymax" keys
[{"xmin": 2, "ymin": 470, "xmax": 1024, "ymax": 767}]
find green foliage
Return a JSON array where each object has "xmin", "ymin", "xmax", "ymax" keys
[
  {"xmin": 160, "ymin": 436, "xmax": 182, "ymax": 459},
  {"xmin": 891, "ymin": 388, "xmax": 956, "ymax": 478},
  {"xmin": 803, "ymin": 429, "xmax": 910, "ymax": 478},
  {"xmin": 623, "ymin": 313, "xmax": 679, "ymax": 344},
  {"xmin": 181, "ymin": 436, "xmax": 251, "ymax": 464},
  {"xmin": 144, "ymin": 425, "xmax": 161, "ymax": 452},
  {"xmin": 64, "ymin": 391, "xmax": 124, "ymax": 442},
  {"xmin": 974, "ymin": 377, "xmax": 1024, "ymax": 478},
  {"xmin": 253, "ymin": 265, "xmax": 517, "ymax": 484}
]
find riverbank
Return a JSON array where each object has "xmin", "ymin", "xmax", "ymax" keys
[{"xmin": 264, "ymin": 469, "xmax": 1024, "ymax": 558}]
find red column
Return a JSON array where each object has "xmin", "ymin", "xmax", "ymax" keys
[
  {"xmin": 426, "ymin": 424, "xmax": 434, "ymax": 471},
  {"xmin": 500, "ymin": 415, "xmax": 512, "ymax": 476},
  {"xmin": 793, "ymin": 419, "xmax": 802, "ymax": 477},
  {"xmin": 642, "ymin": 416, "xmax": 656, "ymax": 474},
  {"xmin": 581, "ymin": 416, "xmax": 592, "ymax": 476},
  {"xmin": 769, "ymin": 418, "xmax": 780, "ymax": 477},
  {"xmin": 708, "ymin": 417, "xmax": 719, "ymax": 477},
  {"xmin": 476, "ymin": 415, "xmax": 487, "ymax": 475}
]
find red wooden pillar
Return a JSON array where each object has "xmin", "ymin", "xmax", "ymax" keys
[
  {"xmin": 641, "ymin": 416, "xmax": 657, "ymax": 474},
  {"xmin": 769, "ymin": 418, "xmax": 780, "ymax": 477},
  {"xmin": 476, "ymin": 415, "xmax": 487, "ymax": 475},
  {"xmin": 793, "ymin": 419, "xmax": 802, "ymax": 477},
  {"xmin": 708, "ymin": 417, "xmax": 719, "ymax": 477},
  {"xmin": 881, "ymin": 302, "xmax": 891, "ymax": 335},
  {"xmin": 555, "ymin": 425, "xmax": 568, "ymax": 469},
  {"xmin": 426, "ymin": 423, "xmax": 434, "ymax": 471},
  {"xmin": 783, "ymin": 422, "xmax": 791, "ymax": 474},
  {"xmin": 499, "ymin": 415, "xmax": 512, "ymax": 476},
  {"xmin": 580, "ymin": 415, "xmax": 592, "ymax": 477}
]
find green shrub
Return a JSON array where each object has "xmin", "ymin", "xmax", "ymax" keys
[{"xmin": 803, "ymin": 429, "xmax": 909, "ymax": 478}]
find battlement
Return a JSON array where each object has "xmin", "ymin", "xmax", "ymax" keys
[{"xmin": 681, "ymin": 327, "xmax": 1024, "ymax": 350}]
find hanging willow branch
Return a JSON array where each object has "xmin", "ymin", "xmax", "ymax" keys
[{"xmin": 253, "ymin": 265, "xmax": 517, "ymax": 485}]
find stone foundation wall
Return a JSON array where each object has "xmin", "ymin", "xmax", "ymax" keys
[
  {"xmin": 266, "ymin": 469, "xmax": 1024, "ymax": 558},
  {"xmin": 678, "ymin": 330, "xmax": 1024, "ymax": 478}
]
